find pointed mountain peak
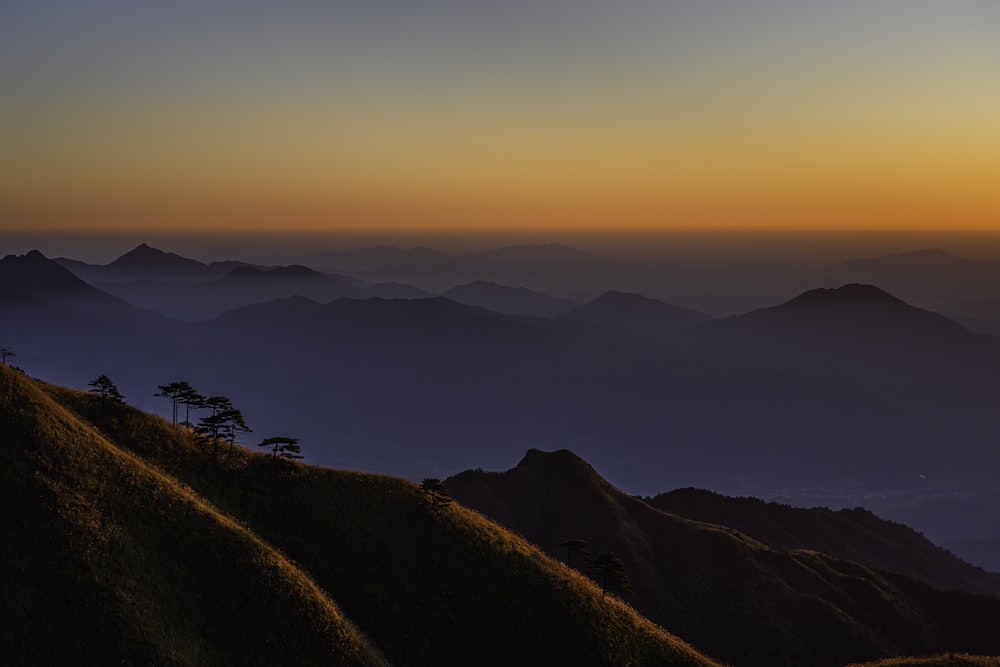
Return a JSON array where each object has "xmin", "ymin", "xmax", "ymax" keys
[{"xmin": 107, "ymin": 244, "xmax": 206, "ymax": 271}]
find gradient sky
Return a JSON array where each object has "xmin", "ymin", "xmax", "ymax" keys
[{"xmin": 3, "ymin": 1, "xmax": 999, "ymax": 233}]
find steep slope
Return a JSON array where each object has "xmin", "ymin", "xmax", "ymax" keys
[
  {"xmin": 447, "ymin": 449, "xmax": 1000, "ymax": 667},
  {"xmin": 650, "ymin": 488, "xmax": 1000, "ymax": 596},
  {"xmin": 0, "ymin": 365, "xmax": 384, "ymax": 666},
  {"xmin": 441, "ymin": 280, "xmax": 576, "ymax": 316},
  {"xmin": 37, "ymin": 374, "xmax": 719, "ymax": 667}
]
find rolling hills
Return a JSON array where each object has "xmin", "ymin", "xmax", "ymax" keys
[{"xmin": 0, "ymin": 364, "xmax": 718, "ymax": 666}]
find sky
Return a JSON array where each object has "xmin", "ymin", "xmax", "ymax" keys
[{"xmin": 3, "ymin": 1, "xmax": 999, "ymax": 234}]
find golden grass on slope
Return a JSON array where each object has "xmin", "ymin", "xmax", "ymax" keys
[
  {"xmin": 0, "ymin": 365, "xmax": 387, "ymax": 666},
  {"xmin": 40, "ymin": 376, "xmax": 723, "ymax": 667},
  {"xmin": 847, "ymin": 655, "xmax": 1000, "ymax": 666}
]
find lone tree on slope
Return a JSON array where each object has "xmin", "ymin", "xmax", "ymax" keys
[
  {"xmin": 587, "ymin": 552, "xmax": 633, "ymax": 599},
  {"xmin": 221, "ymin": 407, "xmax": 251, "ymax": 459},
  {"xmin": 154, "ymin": 382, "xmax": 185, "ymax": 425},
  {"xmin": 176, "ymin": 382, "xmax": 204, "ymax": 427},
  {"xmin": 88, "ymin": 374, "xmax": 126, "ymax": 404},
  {"xmin": 420, "ymin": 478, "xmax": 453, "ymax": 509},
  {"xmin": 0, "ymin": 346, "xmax": 14, "ymax": 365},
  {"xmin": 558, "ymin": 539, "xmax": 591, "ymax": 568},
  {"xmin": 259, "ymin": 436, "xmax": 303, "ymax": 462},
  {"xmin": 196, "ymin": 395, "xmax": 234, "ymax": 457}
]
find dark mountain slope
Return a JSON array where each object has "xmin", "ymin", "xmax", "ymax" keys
[
  {"xmin": 0, "ymin": 365, "xmax": 384, "ymax": 666},
  {"xmin": 696, "ymin": 284, "xmax": 993, "ymax": 390},
  {"xmin": 1, "ymin": 250, "xmax": 138, "ymax": 312},
  {"xmin": 36, "ymin": 373, "xmax": 719, "ymax": 667},
  {"xmin": 714, "ymin": 283, "xmax": 966, "ymax": 340},
  {"xmin": 447, "ymin": 449, "xmax": 1000, "ymax": 667},
  {"xmin": 651, "ymin": 488, "xmax": 1000, "ymax": 596},
  {"xmin": 440, "ymin": 280, "xmax": 576, "ymax": 316},
  {"xmin": 0, "ymin": 250, "xmax": 168, "ymax": 331}
]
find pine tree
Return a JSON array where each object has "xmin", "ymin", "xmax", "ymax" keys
[{"xmin": 588, "ymin": 553, "xmax": 633, "ymax": 599}]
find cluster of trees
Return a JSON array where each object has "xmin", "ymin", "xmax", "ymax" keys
[
  {"xmin": 420, "ymin": 478, "xmax": 453, "ymax": 509},
  {"xmin": 83, "ymin": 375, "xmax": 303, "ymax": 464},
  {"xmin": 0, "ymin": 345, "xmax": 14, "ymax": 365},
  {"xmin": 558, "ymin": 539, "xmax": 632, "ymax": 599},
  {"xmin": 154, "ymin": 382, "xmax": 250, "ymax": 458},
  {"xmin": 154, "ymin": 381, "xmax": 300, "ymax": 462}
]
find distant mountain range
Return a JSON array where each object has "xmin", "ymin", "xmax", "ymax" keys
[
  {"xmin": 440, "ymin": 281, "xmax": 577, "ymax": 317},
  {"xmin": 562, "ymin": 289, "xmax": 712, "ymax": 332},
  {"xmin": 7, "ymin": 246, "xmax": 1000, "ymax": 565},
  {"xmin": 56, "ymin": 242, "xmax": 252, "ymax": 283},
  {"xmin": 832, "ymin": 248, "xmax": 1000, "ymax": 274}
]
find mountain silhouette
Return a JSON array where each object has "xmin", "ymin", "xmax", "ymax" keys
[
  {"xmin": 718, "ymin": 283, "xmax": 966, "ymax": 338},
  {"xmin": 697, "ymin": 283, "xmax": 981, "ymax": 387},
  {"xmin": 56, "ymin": 243, "xmax": 247, "ymax": 284},
  {"xmin": 106, "ymin": 242, "xmax": 208, "ymax": 272},
  {"xmin": 224, "ymin": 264, "xmax": 330, "ymax": 280},
  {"xmin": 440, "ymin": 280, "xmax": 576, "ymax": 317},
  {"xmin": 447, "ymin": 449, "xmax": 1000, "ymax": 667},
  {"xmin": 563, "ymin": 290, "xmax": 711, "ymax": 331}
]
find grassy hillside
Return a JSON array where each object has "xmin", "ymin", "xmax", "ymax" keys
[
  {"xmin": 0, "ymin": 365, "xmax": 384, "ymax": 666},
  {"xmin": 847, "ymin": 655, "xmax": 1000, "ymax": 666},
  {"xmin": 9, "ymin": 366, "xmax": 719, "ymax": 666},
  {"xmin": 447, "ymin": 449, "xmax": 1000, "ymax": 667}
]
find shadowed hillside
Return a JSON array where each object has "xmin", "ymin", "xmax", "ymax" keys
[
  {"xmin": 651, "ymin": 488, "xmax": 1000, "ymax": 596},
  {"xmin": 447, "ymin": 449, "xmax": 1000, "ymax": 667},
  {"xmin": 3, "ymin": 366, "xmax": 718, "ymax": 666}
]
